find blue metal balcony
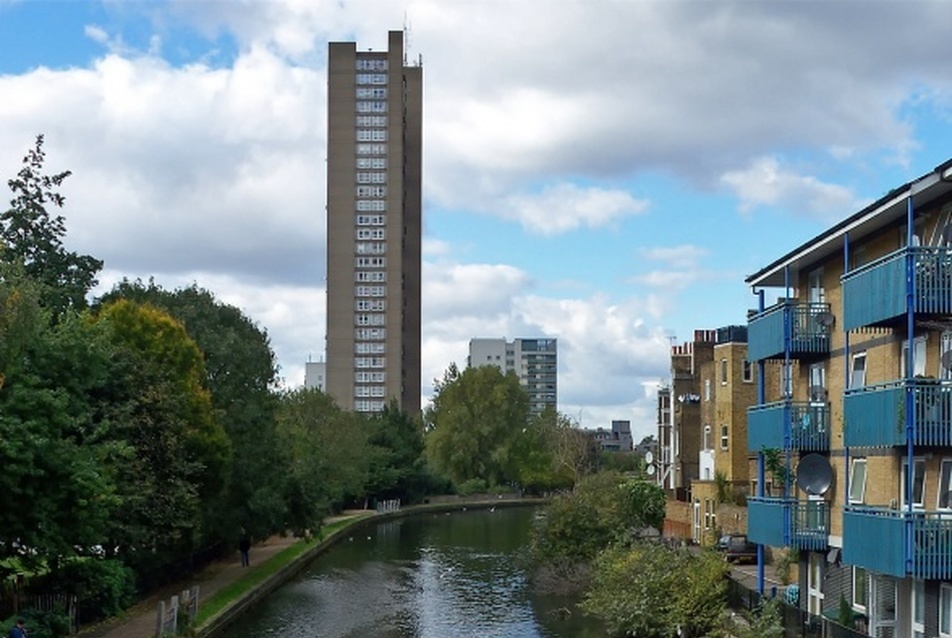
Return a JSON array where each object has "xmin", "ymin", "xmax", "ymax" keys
[
  {"xmin": 843, "ymin": 507, "xmax": 952, "ymax": 579},
  {"xmin": 748, "ymin": 401, "xmax": 830, "ymax": 452},
  {"xmin": 748, "ymin": 498, "xmax": 828, "ymax": 550},
  {"xmin": 747, "ymin": 301, "xmax": 832, "ymax": 362},
  {"xmin": 843, "ymin": 380, "xmax": 952, "ymax": 447},
  {"xmin": 842, "ymin": 247, "xmax": 952, "ymax": 331}
]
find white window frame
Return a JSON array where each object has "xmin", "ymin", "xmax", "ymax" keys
[
  {"xmin": 850, "ymin": 458, "xmax": 867, "ymax": 504},
  {"xmin": 850, "ymin": 352, "xmax": 867, "ymax": 389},
  {"xmin": 939, "ymin": 459, "xmax": 952, "ymax": 509},
  {"xmin": 901, "ymin": 458, "xmax": 926, "ymax": 509},
  {"xmin": 808, "ymin": 552, "xmax": 824, "ymax": 616},
  {"xmin": 852, "ymin": 566, "xmax": 867, "ymax": 613},
  {"xmin": 912, "ymin": 579, "xmax": 925, "ymax": 638},
  {"xmin": 901, "ymin": 336, "xmax": 927, "ymax": 378},
  {"xmin": 704, "ymin": 378, "xmax": 711, "ymax": 401},
  {"xmin": 720, "ymin": 358, "xmax": 728, "ymax": 385},
  {"xmin": 940, "ymin": 583, "xmax": 952, "ymax": 637},
  {"xmin": 720, "ymin": 424, "xmax": 729, "ymax": 451},
  {"xmin": 742, "ymin": 360, "xmax": 753, "ymax": 383}
]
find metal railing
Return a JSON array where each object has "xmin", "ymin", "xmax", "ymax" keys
[{"xmin": 727, "ymin": 577, "xmax": 868, "ymax": 638}]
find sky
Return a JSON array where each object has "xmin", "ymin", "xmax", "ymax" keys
[{"xmin": 3, "ymin": 0, "xmax": 952, "ymax": 441}]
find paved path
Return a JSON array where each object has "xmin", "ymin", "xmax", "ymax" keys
[{"xmin": 78, "ymin": 513, "xmax": 369, "ymax": 638}]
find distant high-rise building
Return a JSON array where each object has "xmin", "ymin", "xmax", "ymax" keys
[
  {"xmin": 468, "ymin": 337, "xmax": 557, "ymax": 416},
  {"xmin": 325, "ymin": 30, "xmax": 422, "ymax": 415},
  {"xmin": 304, "ymin": 361, "xmax": 326, "ymax": 391}
]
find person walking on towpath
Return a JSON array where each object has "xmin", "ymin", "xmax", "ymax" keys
[{"xmin": 238, "ymin": 532, "xmax": 251, "ymax": 567}]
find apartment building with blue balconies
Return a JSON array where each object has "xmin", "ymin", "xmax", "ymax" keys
[{"xmin": 746, "ymin": 159, "xmax": 952, "ymax": 638}]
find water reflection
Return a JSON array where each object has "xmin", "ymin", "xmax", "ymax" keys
[{"xmin": 226, "ymin": 507, "xmax": 604, "ymax": 638}]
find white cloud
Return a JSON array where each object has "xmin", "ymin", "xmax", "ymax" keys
[
  {"xmin": 7, "ymin": 0, "xmax": 952, "ymax": 428},
  {"xmin": 721, "ymin": 156, "xmax": 863, "ymax": 220},
  {"xmin": 500, "ymin": 183, "xmax": 648, "ymax": 235}
]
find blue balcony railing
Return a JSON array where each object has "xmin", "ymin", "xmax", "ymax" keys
[
  {"xmin": 748, "ymin": 401, "xmax": 830, "ymax": 452},
  {"xmin": 843, "ymin": 380, "xmax": 952, "ymax": 447},
  {"xmin": 747, "ymin": 301, "xmax": 832, "ymax": 362},
  {"xmin": 791, "ymin": 500, "xmax": 829, "ymax": 550},
  {"xmin": 748, "ymin": 498, "xmax": 786, "ymax": 547},
  {"xmin": 748, "ymin": 498, "xmax": 828, "ymax": 550},
  {"xmin": 843, "ymin": 507, "xmax": 952, "ymax": 579},
  {"xmin": 843, "ymin": 247, "xmax": 952, "ymax": 330}
]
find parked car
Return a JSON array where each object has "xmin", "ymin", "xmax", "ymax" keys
[{"xmin": 715, "ymin": 534, "xmax": 757, "ymax": 563}]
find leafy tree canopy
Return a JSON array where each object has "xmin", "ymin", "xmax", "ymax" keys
[
  {"xmin": 530, "ymin": 471, "xmax": 666, "ymax": 565},
  {"xmin": 1, "ymin": 135, "xmax": 102, "ymax": 317},
  {"xmin": 583, "ymin": 543, "xmax": 728, "ymax": 638},
  {"xmin": 424, "ymin": 363, "xmax": 530, "ymax": 487},
  {"xmin": 274, "ymin": 388, "xmax": 372, "ymax": 533},
  {"xmin": 93, "ymin": 300, "xmax": 231, "ymax": 565},
  {"xmin": 99, "ymin": 279, "xmax": 283, "ymax": 538}
]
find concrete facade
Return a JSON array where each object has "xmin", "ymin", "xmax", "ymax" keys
[{"xmin": 325, "ymin": 30, "xmax": 422, "ymax": 416}]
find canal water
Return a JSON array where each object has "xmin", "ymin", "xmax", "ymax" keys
[{"xmin": 227, "ymin": 505, "xmax": 605, "ymax": 637}]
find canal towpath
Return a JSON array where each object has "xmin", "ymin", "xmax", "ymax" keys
[{"xmin": 77, "ymin": 512, "xmax": 369, "ymax": 638}]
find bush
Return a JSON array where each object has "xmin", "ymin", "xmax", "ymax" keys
[
  {"xmin": 457, "ymin": 478, "xmax": 488, "ymax": 496},
  {"xmin": 45, "ymin": 558, "xmax": 136, "ymax": 621},
  {"xmin": 582, "ymin": 542, "xmax": 729, "ymax": 638},
  {"xmin": 2, "ymin": 607, "xmax": 71, "ymax": 638}
]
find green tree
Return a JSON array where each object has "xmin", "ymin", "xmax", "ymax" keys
[
  {"xmin": 274, "ymin": 388, "xmax": 371, "ymax": 532},
  {"xmin": 94, "ymin": 300, "xmax": 231, "ymax": 572},
  {"xmin": 100, "ymin": 280, "xmax": 283, "ymax": 541},
  {"xmin": 530, "ymin": 471, "xmax": 665, "ymax": 565},
  {"xmin": 1, "ymin": 135, "xmax": 102, "ymax": 317},
  {"xmin": 732, "ymin": 597, "xmax": 784, "ymax": 638},
  {"xmin": 548, "ymin": 412, "xmax": 598, "ymax": 488},
  {"xmin": 424, "ymin": 363, "xmax": 530, "ymax": 487},
  {"xmin": 583, "ymin": 542, "xmax": 728, "ymax": 638},
  {"xmin": 0, "ymin": 287, "xmax": 117, "ymax": 573},
  {"xmin": 364, "ymin": 401, "xmax": 428, "ymax": 504}
]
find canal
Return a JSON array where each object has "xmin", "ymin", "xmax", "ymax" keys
[{"xmin": 227, "ymin": 505, "xmax": 605, "ymax": 637}]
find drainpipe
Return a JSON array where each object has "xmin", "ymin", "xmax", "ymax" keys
[
  {"xmin": 783, "ymin": 266, "xmax": 792, "ymax": 550},
  {"xmin": 905, "ymin": 195, "xmax": 915, "ymax": 575},
  {"xmin": 757, "ymin": 288, "xmax": 766, "ymax": 594},
  {"xmin": 844, "ymin": 233, "xmax": 851, "ymax": 531}
]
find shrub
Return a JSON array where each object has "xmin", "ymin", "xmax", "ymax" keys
[
  {"xmin": 582, "ymin": 542, "xmax": 729, "ymax": 638},
  {"xmin": 457, "ymin": 478, "xmax": 488, "ymax": 496},
  {"xmin": 46, "ymin": 558, "xmax": 136, "ymax": 621},
  {"xmin": 2, "ymin": 606, "xmax": 71, "ymax": 638}
]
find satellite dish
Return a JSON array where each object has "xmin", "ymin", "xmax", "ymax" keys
[
  {"xmin": 816, "ymin": 312, "xmax": 835, "ymax": 328},
  {"xmin": 796, "ymin": 453, "xmax": 833, "ymax": 496},
  {"xmin": 645, "ymin": 451, "xmax": 654, "ymax": 464},
  {"xmin": 646, "ymin": 464, "xmax": 656, "ymax": 476},
  {"xmin": 942, "ymin": 350, "xmax": 952, "ymax": 371}
]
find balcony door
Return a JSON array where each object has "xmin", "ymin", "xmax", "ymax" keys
[
  {"xmin": 807, "ymin": 552, "xmax": 824, "ymax": 616},
  {"xmin": 942, "ymin": 331, "xmax": 952, "ymax": 380},
  {"xmin": 901, "ymin": 337, "xmax": 927, "ymax": 379},
  {"xmin": 692, "ymin": 500, "xmax": 701, "ymax": 544},
  {"xmin": 869, "ymin": 574, "xmax": 897, "ymax": 638},
  {"xmin": 808, "ymin": 268, "xmax": 825, "ymax": 304}
]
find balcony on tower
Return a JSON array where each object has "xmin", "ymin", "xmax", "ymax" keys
[
  {"xmin": 747, "ymin": 497, "xmax": 828, "ymax": 551},
  {"xmin": 843, "ymin": 507, "xmax": 952, "ymax": 580},
  {"xmin": 842, "ymin": 246, "xmax": 952, "ymax": 331},
  {"xmin": 747, "ymin": 300, "xmax": 833, "ymax": 362},
  {"xmin": 748, "ymin": 400, "xmax": 830, "ymax": 452},
  {"xmin": 843, "ymin": 379, "xmax": 952, "ymax": 447}
]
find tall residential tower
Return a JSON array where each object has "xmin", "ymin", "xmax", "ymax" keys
[
  {"xmin": 468, "ymin": 337, "xmax": 558, "ymax": 417},
  {"xmin": 326, "ymin": 31, "xmax": 422, "ymax": 415}
]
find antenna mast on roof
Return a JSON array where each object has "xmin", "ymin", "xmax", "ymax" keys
[{"xmin": 403, "ymin": 12, "xmax": 412, "ymax": 65}]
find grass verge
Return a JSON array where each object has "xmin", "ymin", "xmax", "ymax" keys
[{"xmin": 194, "ymin": 516, "xmax": 369, "ymax": 627}]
